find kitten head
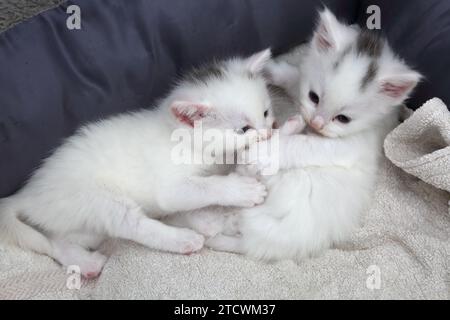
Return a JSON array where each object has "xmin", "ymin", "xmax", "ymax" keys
[
  {"xmin": 168, "ymin": 49, "xmax": 279, "ymax": 150},
  {"xmin": 296, "ymin": 8, "xmax": 422, "ymax": 138}
]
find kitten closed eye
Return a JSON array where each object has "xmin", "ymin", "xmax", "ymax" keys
[
  {"xmin": 238, "ymin": 125, "xmax": 252, "ymax": 134},
  {"xmin": 334, "ymin": 114, "xmax": 351, "ymax": 123}
]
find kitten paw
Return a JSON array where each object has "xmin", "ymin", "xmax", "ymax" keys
[
  {"xmin": 240, "ymin": 136, "xmax": 283, "ymax": 176},
  {"xmin": 194, "ymin": 217, "xmax": 226, "ymax": 238},
  {"xmin": 172, "ymin": 229, "xmax": 205, "ymax": 254},
  {"xmin": 77, "ymin": 251, "xmax": 107, "ymax": 279},
  {"xmin": 222, "ymin": 174, "xmax": 267, "ymax": 207},
  {"xmin": 55, "ymin": 239, "xmax": 107, "ymax": 279},
  {"xmin": 280, "ymin": 115, "xmax": 306, "ymax": 135}
]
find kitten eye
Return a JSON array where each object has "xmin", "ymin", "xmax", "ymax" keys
[
  {"xmin": 264, "ymin": 110, "xmax": 269, "ymax": 118},
  {"xmin": 309, "ymin": 91, "xmax": 319, "ymax": 105},
  {"xmin": 334, "ymin": 114, "xmax": 351, "ymax": 124},
  {"xmin": 238, "ymin": 125, "xmax": 252, "ymax": 134}
]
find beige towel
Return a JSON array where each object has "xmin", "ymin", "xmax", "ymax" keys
[{"xmin": 385, "ymin": 98, "xmax": 450, "ymax": 214}]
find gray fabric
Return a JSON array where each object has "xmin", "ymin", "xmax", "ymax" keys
[
  {"xmin": 1, "ymin": 99, "xmax": 448, "ymax": 300},
  {"xmin": 0, "ymin": 0, "xmax": 65, "ymax": 32},
  {"xmin": 0, "ymin": 246, "xmax": 97, "ymax": 299}
]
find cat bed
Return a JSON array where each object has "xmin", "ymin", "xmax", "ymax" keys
[{"xmin": 0, "ymin": 0, "xmax": 449, "ymax": 299}]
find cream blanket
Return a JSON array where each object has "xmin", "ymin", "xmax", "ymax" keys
[{"xmin": 1, "ymin": 98, "xmax": 449, "ymax": 299}]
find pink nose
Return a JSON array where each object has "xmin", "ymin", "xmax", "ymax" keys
[{"xmin": 310, "ymin": 116, "xmax": 325, "ymax": 131}]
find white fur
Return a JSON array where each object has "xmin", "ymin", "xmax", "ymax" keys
[
  {"xmin": 182, "ymin": 9, "xmax": 421, "ymax": 261},
  {"xmin": 0, "ymin": 50, "xmax": 276, "ymax": 277}
]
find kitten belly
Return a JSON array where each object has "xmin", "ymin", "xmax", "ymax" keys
[
  {"xmin": 258, "ymin": 169, "xmax": 313, "ymax": 218},
  {"xmin": 241, "ymin": 167, "xmax": 373, "ymax": 260}
]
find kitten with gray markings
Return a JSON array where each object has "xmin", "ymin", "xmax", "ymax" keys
[
  {"xmin": 175, "ymin": 9, "xmax": 421, "ymax": 261},
  {"xmin": 0, "ymin": 49, "xmax": 279, "ymax": 277}
]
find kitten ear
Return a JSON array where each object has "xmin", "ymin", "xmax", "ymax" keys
[
  {"xmin": 313, "ymin": 8, "xmax": 345, "ymax": 52},
  {"xmin": 379, "ymin": 70, "xmax": 422, "ymax": 104},
  {"xmin": 245, "ymin": 48, "xmax": 272, "ymax": 75},
  {"xmin": 263, "ymin": 61, "xmax": 300, "ymax": 88},
  {"xmin": 170, "ymin": 101, "xmax": 213, "ymax": 127}
]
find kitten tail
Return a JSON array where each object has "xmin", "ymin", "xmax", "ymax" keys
[{"xmin": 0, "ymin": 198, "xmax": 53, "ymax": 255}]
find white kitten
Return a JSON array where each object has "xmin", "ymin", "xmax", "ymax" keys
[
  {"xmin": 0, "ymin": 49, "xmax": 277, "ymax": 277},
  {"xmin": 186, "ymin": 9, "xmax": 422, "ymax": 261}
]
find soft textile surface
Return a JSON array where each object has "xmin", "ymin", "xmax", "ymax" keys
[
  {"xmin": 385, "ymin": 98, "xmax": 450, "ymax": 214},
  {"xmin": 1, "ymin": 99, "xmax": 449, "ymax": 299},
  {"xmin": 0, "ymin": 0, "xmax": 65, "ymax": 32}
]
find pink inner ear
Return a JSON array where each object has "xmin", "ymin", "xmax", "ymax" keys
[
  {"xmin": 171, "ymin": 103, "xmax": 207, "ymax": 127},
  {"xmin": 316, "ymin": 34, "xmax": 332, "ymax": 50},
  {"xmin": 314, "ymin": 24, "xmax": 333, "ymax": 51},
  {"xmin": 381, "ymin": 81, "xmax": 413, "ymax": 99}
]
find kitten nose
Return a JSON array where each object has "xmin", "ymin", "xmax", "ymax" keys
[{"xmin": 310, "ymin": 116, "xmax": 325, "ymax": 131}]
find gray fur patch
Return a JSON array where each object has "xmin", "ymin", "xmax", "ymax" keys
[
  {"xmin": 18, "ymin": 213, "xmax": 48, "ymax": 236},
  {"xmin": 361, "ymin": 60, "xmax": 379, "ymax": 90},
  {"xmin": 183, "ymin": 60, "xmax": 225, "ymax": 84},
  {"xmin": 267, "ymin": 84, "xmax": 298, "ymax": 123},
  {"xmin": 333, "ymin": 45, "xmax": 352, "ymax": 70},
  {"xmin": 356, "ymin": 30, "xmax": 383, "ymax": 58},
  {"xmin": 267, "ymin": 84, "xmax": 291, "ymax": 100}
]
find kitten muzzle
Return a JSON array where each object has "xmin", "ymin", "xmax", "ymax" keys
[{"xmin": 310, "ymin": 116, "xmax": 325, "ymax": 131}]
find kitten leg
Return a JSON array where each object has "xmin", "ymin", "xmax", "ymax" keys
[
  {"xmin": 222, "ymin": 213, "xmax": 241, "ymax": 236},
  {"xmin": 73, "ymin": 189, "xmax": 206, "ymax": 254},
  {"xmin": 157, "ymin": 174, "xmax": 267, "ymax": 212},
  {"xmin": 246, "ymin": 133, "xmax": 360, "ymax": 173},
  {"xmin": 164, "ymin": 210, "xmax": 227, "ymax": 238},
  {"xmin": 106, "ymin": 206, "xmax": 204, "ymax": 254},
  {"xmin": 165, "ymin": 210, "xmax": 241, "ymax": 238},
  {"xmin": 205, "ymin": 234, "xmax": 245, "ymax": 254},
  {"xmin": 51, "ymin": 238, "xmax": 107, "ymax": 279},
  {"xmin": 64, "ymin": 232, "xmax": 105, "ymax": 250}
]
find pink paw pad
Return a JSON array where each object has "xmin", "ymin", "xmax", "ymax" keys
[
  {"xmin": 83, "ymin": 271, "xmax": 100, "ymax": 279},
  {"xmin": 181, "ymin": 245, "xmax": 196, "ymax": 255}
]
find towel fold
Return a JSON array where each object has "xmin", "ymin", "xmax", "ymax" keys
[{"xmin": 385, "ymin": 98, "xmax": 450, "ymax": 214}]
